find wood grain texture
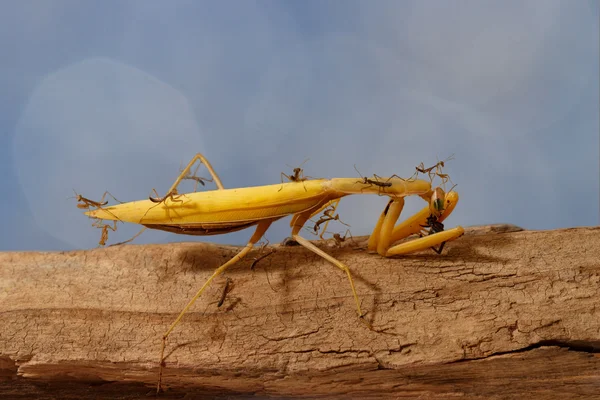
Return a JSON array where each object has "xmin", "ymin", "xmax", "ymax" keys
[{"xmin": 1, "ymin": 225, "xmax": 599, "ymax": 399}]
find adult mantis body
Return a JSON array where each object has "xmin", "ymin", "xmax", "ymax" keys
[{"xmin": 83, "ymin": 153, "xmax": 464, "ymax": 393}]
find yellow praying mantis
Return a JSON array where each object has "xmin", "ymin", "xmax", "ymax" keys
[{"xmin": 81, "ymin": 153, "xmax": 464, "ymax": 393}]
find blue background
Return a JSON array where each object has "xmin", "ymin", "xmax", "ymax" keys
[{"xmin": 2, "ymin": 1, "xmax": 598, "ymax": 251}]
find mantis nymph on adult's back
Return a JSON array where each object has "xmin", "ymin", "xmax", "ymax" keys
[{"xmin": 81, "ymin": 153, "xmax": 464, "ymax": 393}]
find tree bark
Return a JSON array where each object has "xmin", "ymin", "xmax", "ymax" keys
[{"xmin": 1, "ymin": 225, "xmax": 599, "ymax": 399}]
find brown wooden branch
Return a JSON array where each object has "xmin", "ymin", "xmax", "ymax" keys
[{"xmin": 1, "ymin": 225, "xmax": 600, "ymax": 399}]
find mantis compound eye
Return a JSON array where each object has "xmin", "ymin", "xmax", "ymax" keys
[{"xmin": 430, "ymin": 187, "xmax": 446, "ymax": 216}]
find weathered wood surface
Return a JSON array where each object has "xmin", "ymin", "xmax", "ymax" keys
[{"xmin": 1, "ymin": 225, "xmax": 599, "ymax": 399}]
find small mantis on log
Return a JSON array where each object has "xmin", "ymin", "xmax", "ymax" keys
[
  {"xmin": 330, "ymin": 229, "xmax": 355, "ymax": 247},
  {"xmin": 80, "ymin": 153, "xmax": 464, "ymax": 393},
  {"xmin": 216, "ymin": 277, "xmax": 233, "ymax": 308}
]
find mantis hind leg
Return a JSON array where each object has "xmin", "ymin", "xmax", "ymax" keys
[
  {"xmin": 157, "ymin": 220, "xmax": 273, "ymax": 393},
  {"xmin": 168, "ymin": 153, "xmax": 225, "ymax": 193}
]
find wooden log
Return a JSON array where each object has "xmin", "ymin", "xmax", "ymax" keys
[{"xmin": 1, "ymin": 225, "xmax": 599, "ymax": 399}]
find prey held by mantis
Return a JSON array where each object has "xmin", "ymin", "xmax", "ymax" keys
[{"xmin": 79, "ymin": 153, "xmax": 464, "ymax": 393}]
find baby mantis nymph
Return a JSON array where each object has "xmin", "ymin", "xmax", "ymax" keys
[
  {"xmin": 182, "ymin": 163, "xmax": 213, "ymax": 191},
  {"xmin": 279, "ymin": 158, "xmax": 313, "ymax": 192},
  {"xmin": 353, "ymin": 165, "xmax": 409, "ymax": 195},
  {"xmin": 92, "ymin": 220, "xmax": 117, "ymax": 247},
  {"xmin": 81, "ymin": 153, "xmax": 464, "ymax": 393},
  {"xmin": 75, "ymin": 194, "xmax": 107, "ymax": 209},
  {"xmin": 149, "ymin": 188, "xmax": 184, "ymax": 204},
  {"xmin": 72, "ymin": 190, "xmax": 121, "ymax": 233},
  {"xmin": 217, "ymin": 277, "xmax": 233, "ymax": 308},
  {"xmin": 354, "ymin": 165, "xmax": 392, "ymax": 188},
  {"xmin": 312, "ymin": 204, "xmax": 350, "ymax": 239},
  {"xmin": 71, "ymin": 190, "xmax": 121, "ymax": 210},
  {"xmin": 330, "ymin": 229, "xmax": 354, "ymax": 247},
  {"xmin": 414, "ymin": 154, "xmax": 455, "ymax": 185}
]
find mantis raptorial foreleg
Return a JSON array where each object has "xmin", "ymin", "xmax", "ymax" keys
[
  {"xmin": 385, "ymin": 225, "xmax": 463, "ymax": 256},
  {"xmin": 368, "ymin": 191, "xmax": 463, "ymax": 256},
  {"xmin": 157, "ymin": 219, "xmax": 273, "ymax": 393}
]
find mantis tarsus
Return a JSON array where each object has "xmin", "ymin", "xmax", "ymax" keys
[{"xmin": 81, "ymin": 153, "xmax": 464, "ymax": 393}]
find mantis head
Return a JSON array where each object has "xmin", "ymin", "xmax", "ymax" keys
[
  {"xmin": 429, "ymin": 187, "xmax": 446, "ymax": 217},
  {"xmin": 429, "ymin": 186, "xmax": 459, "ymax": 221}
]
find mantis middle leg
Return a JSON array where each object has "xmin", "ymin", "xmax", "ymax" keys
[{"xmin": 290, "ymin": 211, "xmax": 366, "ymax": 323}]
